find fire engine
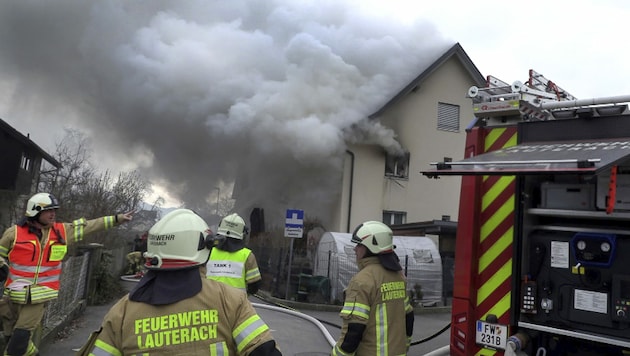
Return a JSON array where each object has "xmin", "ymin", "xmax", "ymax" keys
[{"xmin": 422, "ymin": 70, "xmax": 630, "ymax": 355}]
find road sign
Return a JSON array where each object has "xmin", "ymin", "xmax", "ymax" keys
[{"xmin": 284, "ymin": 209, "xmax": 304, "ymax": 238}]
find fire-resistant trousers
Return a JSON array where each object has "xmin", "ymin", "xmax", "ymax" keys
[{"xmin": 0, "ymin": 299, "xmax": 45, "ymax": 356}]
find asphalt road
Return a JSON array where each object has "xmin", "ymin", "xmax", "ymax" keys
[{"xmin": 253, "ymin": 303, "xmax": 452, "ymax": 356}]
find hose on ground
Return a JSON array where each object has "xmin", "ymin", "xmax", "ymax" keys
[{"xmin": 252, "ymin": 293, "xmax": 451, "ymax": 348}]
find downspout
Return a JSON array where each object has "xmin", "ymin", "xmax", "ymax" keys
[{"xmin": 345, "ymin": 150, "xmax": 354, "ymax": 233}]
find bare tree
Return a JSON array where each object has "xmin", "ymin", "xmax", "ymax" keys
[
  {"xmin": 39, "ymin": 129, "xmax": 95, "ymax": 221},
  {"xmin": 148, "ymin": 196, "xmax": 165, "ymax": 212},
  {"xmin": 38, "ymin": 129, "xmax": 150, "ymax": 246}
]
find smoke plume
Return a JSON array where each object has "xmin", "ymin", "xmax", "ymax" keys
[{"xmin": 0, "ymin": 0, "xmax": 451, "ymax": 226}]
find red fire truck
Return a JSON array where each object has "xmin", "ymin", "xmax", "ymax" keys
[{"xmin": 422, "ymin": 70, "xmax": 630, "ymax": 355}]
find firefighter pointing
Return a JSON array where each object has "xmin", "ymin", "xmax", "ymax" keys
[
  {"xmin": 77, "ymin": 208, "xmax": 281, "ymax": 355},
  {"xmin": 0, "ymin": 193, "xmax": 134, "ymax": 356},
  {"xmin": 332, "ymin": 221, "xmax": 414, "ymax": 356}
]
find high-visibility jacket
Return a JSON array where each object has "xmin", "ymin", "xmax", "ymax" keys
[
  {"xmin": 332, "ymin": 256, "xmax": 413, "ymax": 356},
  {"xmin": 206, "ymin": 248, "xmax": 261, "ymax": 291},
  {"xmin": 0, "ymin": 215, "xmax": 120, "ymax": 304},
  {"xmin": 5, "ymin": 223, "xmax": 67, "ymax": 303},
  {"xmin": 87, "ymin": 272, "xmax": 279, "ymax": 355}
]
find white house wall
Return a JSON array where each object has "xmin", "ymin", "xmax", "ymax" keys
[
  {"xmin": 331, "ymin": 56, "xmax": 479, "ymax": 231},
  {"xmin": 332, "ymin": 144, "xmax": 386, "ymax": 233}
]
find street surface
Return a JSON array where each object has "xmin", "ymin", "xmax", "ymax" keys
[
  {"xmin": 39, "ymin": 281, "xmax": 452, "ymax": 355},
  {"xmin": 252, "ymin": 295, "xmax": 452, "ymax": 355}
]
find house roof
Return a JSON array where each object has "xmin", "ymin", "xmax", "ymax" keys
[
  {"xmin": 390, "ymin": 219, "xmax": 457, "ymax": 236},
  {"xmin": 0, "ymin": 118, "xmax": 61, "ymax": 168},
  {"xmin": 369, "ymin": 43, "xmax": 486, "ymax": 118}
]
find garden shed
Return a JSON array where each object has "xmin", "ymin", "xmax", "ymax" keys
[{"xmin": 312, "ymin": 232, "xmax": 442, "ymax": 305}]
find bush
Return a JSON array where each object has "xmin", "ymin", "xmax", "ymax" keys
[{"xmin": 90, "ymin": 250, "xmax": 126, "ymax": 305}]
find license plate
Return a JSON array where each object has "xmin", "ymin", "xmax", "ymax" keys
[{"xmin": 475, "ymin": 320, "xmax": 508, "ymax": 350}]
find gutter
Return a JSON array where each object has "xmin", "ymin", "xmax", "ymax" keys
[{"xmin": 345, "ymin": 150, "xmax": 355, "ymax": 233}]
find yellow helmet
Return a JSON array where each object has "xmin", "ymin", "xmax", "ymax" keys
[
  {"xmin": 143, "ymin": 209, "xmax": 211, "ymax": 270},
  {"xmin": 217, "ymin": 213, "xmax": 248, "ymax": 240},
  {"xmin": 25, "ymin": 193, "xmax": 60, "ymax": 217},
  {"xmin": 351, "ymin": 221, "xmax": 394, "ymax": 254}
]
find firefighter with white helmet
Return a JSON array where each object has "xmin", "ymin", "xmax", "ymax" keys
[
  {"xmin": 0, "ymin": 192, "xmax": 134, "ymax": 356},
  {"xmin": 206, "ymin": 213, "xmax": 262, "ymax": 294},
  {"xmin": 78, "ymin": 209, "xmax": 281, "ymax": 356},
  {"xmin": 331, "ymin": 221, "xmax": 414, "ymax": 356}
]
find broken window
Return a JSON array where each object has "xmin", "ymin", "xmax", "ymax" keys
[{"xmin": 385, "ymin": 151, "xmax": 410, "ymax": 179}]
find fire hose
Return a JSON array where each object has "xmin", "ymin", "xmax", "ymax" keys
[
  {"xmin": 252, "ymin": 302, "xmax": 337, "ymax": 347},
  {"xmin": 251, "ymin": 293, "xmax": 451, "ymax": 350}
]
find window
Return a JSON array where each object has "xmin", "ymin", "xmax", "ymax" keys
[
  {"xmin": 20, "ymin": 153, "xmax": 31, "ymax": 171},
  {"xmin": 383, "ymin": 211, "xmax": 406, "ymax": 225},
  {"xmin": 385, "ymin": 151, "xmax": 410, "ymax": 179},
  {"xmin": 437, "ymin": 102, "xmax": 460, "ymax": 132}
]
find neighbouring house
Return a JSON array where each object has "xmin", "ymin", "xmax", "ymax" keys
[{"xmin": 0, "ymin": 118, "xmax": 60, "ymax": 231}]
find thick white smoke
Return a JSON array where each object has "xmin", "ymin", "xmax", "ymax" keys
[{"xmin": 0, "ymin": 0, "xmax": 451, "ymax": 226}]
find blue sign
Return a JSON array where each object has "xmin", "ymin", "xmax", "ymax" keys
[{"xmin": 284, "ymin": 209, "xmax": 304, "ymax": 238}]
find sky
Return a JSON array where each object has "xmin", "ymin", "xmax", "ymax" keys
[{"xmin": 1, "ymin": 0, "xmax": 629, "ymax": 225}]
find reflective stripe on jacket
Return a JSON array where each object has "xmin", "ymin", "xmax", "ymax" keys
[
  {"xmin": 333, "ymin": 256, "xmax": 412, "ymax": 356},
  {"xmin": 89, "ymin": 271, "xmax": 277, "ymax": 355},
  {"xmin": 0, "ymin": 215, "xmax": 119, "ymax": 304},
  {"xmin": 5, "ymin": 223, "xmax": 67, "ymax": 303},
  {"xmin": 206, "ymin": 248, "xmax": 260, "ymax": 290}
]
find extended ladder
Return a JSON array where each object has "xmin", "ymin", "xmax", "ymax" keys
[{"xmin": 467, "ymin": 69, "xmax": 577, "ymax": 120}]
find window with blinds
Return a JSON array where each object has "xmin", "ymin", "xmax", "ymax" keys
[{"xmin": 437, "ymin": 102, "xmax": 460, "ymax": 132}]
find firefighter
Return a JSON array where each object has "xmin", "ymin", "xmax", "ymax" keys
[
  {"xmin": 77, "ymin": 208, "xmax": 282, "ymax": 355},
  {"xmin": 125, "ymin": 232, "xmax": 148, "ymax": 275},
  {"xmin": 0, "ymin": 192, "xmax": 134, "ymax": 356},
  {"xmin": 206, "ymin": 213, "xmax": 262, "ymax": 294},
  {"xmin": 331, "ymin": 221, "xmax": 414, "ymax": 356}
]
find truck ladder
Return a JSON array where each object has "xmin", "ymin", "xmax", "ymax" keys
[{"xmin": 468, "ymin": 69, "xmax": 577, "ymax": 120}]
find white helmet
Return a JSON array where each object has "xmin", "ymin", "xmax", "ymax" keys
[
  {"xmin": 217, "ymin": 213, "xmax": 248, "ymax": 240},
  {"xmin": 25, "ymin": 193, "xmax": 60, "ymax": 217},
  {"xmin": 143, "ymin": 209, "xmax": 211, "ymax": 270},
  {"xmin": 351, "ymin": 221, "xmax": 394, "ymax": 254}
]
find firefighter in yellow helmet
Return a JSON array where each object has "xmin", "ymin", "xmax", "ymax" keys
[
  {"xmin": 331, "ymin": 221, "xmax": 414, "ymax": 356},
  {"xmin": 206, "ymin": 213, "xmax": 262, "ymax": 294},
  {"xmin": 0, "ymin": 192, "xmax": 134, "ymax": 356},
  {"xmin": 77, "ymin": 209, "xmax": 281, "ymax": 356}
]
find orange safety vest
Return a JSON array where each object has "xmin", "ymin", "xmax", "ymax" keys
[{"xmin": 6, "ymin": 223, "xmax": 68, "ymax": 304}]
